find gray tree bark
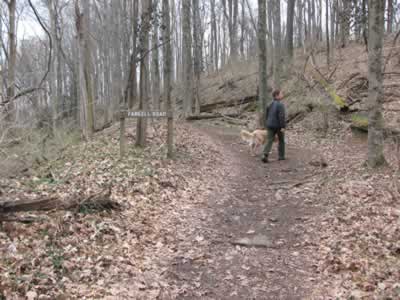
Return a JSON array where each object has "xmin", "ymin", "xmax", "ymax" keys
[
  {"xmin": 5, "ymin": 0, "xmax": 16, "ymax": 123},
  {"xmin": 286, "ymin": 0, "xmax": 295, "ymax": 62},
  {"xmin": 258, "ymin": 0, "xmax": 269, "ymax": 125},
  {"xmin": 152, "ymin": 0, "xmax": 161, "ymax": 110},
  {"xmin": 272, "ymin": 0, "xmax": 282, "ymax": 89},
  {"xmin": 136, "ymin": 0, "xmax": 152, "ymax": 146},
  {"xmin": 75, "ymin": 0, "xmax": 95, "ymax": 139},
  {"xmin": 162, "ymin": 0, "xmax": 173, "ymax": 157},
  {"xmin": 326, "ymin": 0, "xmax": 330, "ymax": 66},
  {"xmin": 193, "ymin": 0, "xmax": 202, "ymax": 114},
  {"xmin": 182, "ymin": 0, "xmax": 193, "ymax": 116},
  {"xmin": 367, "ymin": 0, "xmax": 386, "ymax": 167}
]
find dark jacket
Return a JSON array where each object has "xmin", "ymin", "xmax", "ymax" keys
[{"xmin": 265, "ymin": 99, "xmax": 286, "ymax": 129}]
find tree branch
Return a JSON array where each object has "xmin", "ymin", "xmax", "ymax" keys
[{"xmin": 0, "ymin": 0, "xmax": 53, "ymax": 107}]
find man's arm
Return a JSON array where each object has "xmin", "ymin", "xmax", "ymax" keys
[
  {"xmin": 264, "ymin": 103, "xmax": 270, "ymax": 128},
  {"xmin": 278, "ymin": 103, "xmax": 286, "ymax": 129}
]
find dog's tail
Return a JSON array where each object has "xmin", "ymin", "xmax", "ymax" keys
[{"xmin": 240, "ymin": 130, "xmax": 254, "ymax": 143}]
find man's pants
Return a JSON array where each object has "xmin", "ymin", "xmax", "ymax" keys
[{"xmin": 262, "ymin": 128, "xmax": 285, "ymax": 160}]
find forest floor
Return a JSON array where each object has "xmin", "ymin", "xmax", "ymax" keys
[
  {"xmin": 1, "ymin": 116, "xmax": 400, "ymax": 299},
  {"xmin": 162, "ymin": 122, "xmax": 320, "ymax": 299}
]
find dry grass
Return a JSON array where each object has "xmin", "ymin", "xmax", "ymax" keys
[{"xmin": 0, "ymin": 125, "xmax": 81, "ymax": 178}]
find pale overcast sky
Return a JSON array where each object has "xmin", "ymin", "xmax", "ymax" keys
[{"xmin": 17, "ymin": 0, "xmax": 282, "ymax": 39}]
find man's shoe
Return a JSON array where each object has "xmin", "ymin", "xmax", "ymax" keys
[
  {"xmin": 262, "ymin": 157, "xmax": 269, "ymax": 163},
  {"xmin": 278, "ymin": 158, "xmax": 285, "ymax": 161}
]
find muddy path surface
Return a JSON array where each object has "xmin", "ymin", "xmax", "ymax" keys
[{"xmin": 163, "ymin": 124, "xmax": 322, "ymax": 300}]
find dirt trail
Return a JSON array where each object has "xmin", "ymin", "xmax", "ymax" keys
[{"xmin": 164, "ymin": 124, "xmax": 321, "ymax": 300}]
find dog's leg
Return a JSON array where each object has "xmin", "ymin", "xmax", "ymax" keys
[{"xmin": 251, "ymin": 143, "xmax": 257, "ymax": 156}]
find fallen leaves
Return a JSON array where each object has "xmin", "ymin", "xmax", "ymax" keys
[
  {"xmin": 291, "ymin": 115, "xmax": 400, "ymax": 299},
  {"xmin": 0, "ymin": 122, "xmax": 224, "ymax": 299}
]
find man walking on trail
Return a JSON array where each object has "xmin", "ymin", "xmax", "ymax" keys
[{"xmin": 261, "ymin": 89, "xmax": 286, "ymax": 163}]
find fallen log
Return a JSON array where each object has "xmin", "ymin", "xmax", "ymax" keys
[
  {"xmin": 351, "ymin": 115, "xmax": 400, "ymax": 137},
  {"xmin": 0, "ymin": 189, "xmax": 118, "ymax": 214},
  {"xmin": 309, "ymin": 55, "xmax": 349, "ymax": 111},
  {"xmin": 200, "ymin": 95, "xmax": 257, "ymax": 113},
  {"xmin": 186, "ymin": 113, "xmax": 240, "ymax": 121}
]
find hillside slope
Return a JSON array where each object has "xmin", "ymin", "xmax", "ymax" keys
[{"xmin": 175, "ymin": 37, "xmax": 400, "ymax": 131}]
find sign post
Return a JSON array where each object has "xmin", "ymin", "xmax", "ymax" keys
[
  {"xmin": 119, "ymin": 108, "xmax": 174, "ymax": 158},
  {"xmin": 119, "ymin": 104, "xmax": 127, "ymax": 157}
]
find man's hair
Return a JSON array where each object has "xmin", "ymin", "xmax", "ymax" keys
[{"xmin": 272, "ymin": 89, "xmax": 281, "ymax": 99}]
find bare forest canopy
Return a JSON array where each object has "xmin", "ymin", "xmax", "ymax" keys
[{"xmin": 0, "ymin": 0, "xmax": 399, "ymax": 147}]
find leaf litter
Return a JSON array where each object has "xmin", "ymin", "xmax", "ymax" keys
[{"xmin": 1, "ymin": 115, "xmax": 399, "ymax": 299}]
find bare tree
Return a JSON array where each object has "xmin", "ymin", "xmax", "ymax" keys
[
  {"xmin": 210, "ymin": 0, "xmax": 219, "ymax": 71},
  {"xmin": 182, "ymin": 0, "xmax": 193, "ymax": 116},
  {"xmin": 5, "ymin": 0, "xmax": 16, "ymax": 123},
  {"xmin": 286, "ymin": 0, "xmax": 296, "ymax": 63},
  {"xmin": 152, "ymin": 0, "xmax": 161, "ymax": 110},
  {"xmin": 162, "ymin": 0, "xmax": 173, "ymax": 157},
  {"xmin": 258, "ymin": 0, "xmax": 269, "ymax": 125},
  {"xmin": 75, "ymin": 0, "xmax": 95, "ymax": 139},
  {"xmin": 326, "ymin": 0, "xmax": 330, "ymax": 66},
  {"xmin": 136, "ymin": 0, "xmax": 153, "ymax": 146},
  {"xmin": 272, "ymin": 0, "xmax": 282, "ymax": 89},
  {"xmin": 367, "ymin": 0, "xmax": 386, "ymax": 167},
  {"xmin": 193, "ymin": 0, "xmax": 202, "ymax": 114}
]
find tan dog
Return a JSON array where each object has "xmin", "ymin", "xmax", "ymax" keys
[{"xmin": 240, "ymin": 129, "xmax": 268, "ymax": 156}]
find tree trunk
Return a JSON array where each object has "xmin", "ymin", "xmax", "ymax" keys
[
  {"xmin": 193, "ymin": 0, "xmax": 202, "ymax": 115},
  {"xmin": 339, "ymin": 0, "xmax": 350, "ymax": 47},
  {"xmin": 6, "ymin": 0, "xmax": 16, "ymax": 123},
  {"xmin": 230, "ymin": 0, "xmax": 239, "ymax": 60},
  {"xmin": 297, "ymin": 0, "xmax": 304, "ymax": 48},
  {"xmin": 211, "ymin": 0, "xmax": 219, "ymax": 71},
  {"xmin": 286, "ymin": 0, "xmax": 295, "ymax": 63},
  {"xmin": 182, "ymin": 0, "xmax": 193, "ymax": 116},
  {"xmin": 267, "ymin": 0, "xmax": 274, "ymax": 74},
  {"xmin": 47, "ymin": 0, "xmax": 59, "ymax": 132},
  {"xmin": 0, "ymin": 189, "xmax": 115, "ymax": 214},
  {"xmin": 258, "ymin": 0, "xmax": 269, "ymax": 125},
  {"xmin": 152, "ymin": 0, "xmax": 161, "ymax": 110},
  {"xmin": 311, "ymin": 0, "xmax": 316, "ymax": 41},
  {"xmin": 387, "ymin": 0, "xmax": 394, "ymax": 33},
  {"xmin": 162, "ymin": 0, "xmax": 174, "ymax": 157},
  {"xmin": 330, "ymin": 0, "xmax": 336, "ymax": 52},
  {"xmin": 326, "ymin": 0, "xmax": 330, "ymax": 66},
  {"xmin": 75, "ymin": 0, "xmax": 95, "ymax": 139},
  {"xmin": 273, "ymin": 0, "xmax": 282, "ymax": 89},
  {"xmin": 240, "ymin": 0, "xmax": 245, "ymax": 59},
  {"xmin": 111, "ymin": 0, "xmax": 122, "ymax": 118},
  {"xmin": 136, "ymin": 0, "xmax": 152, "ymax": 147},
  {"xmin": 128, "ymin": 0, "xmax": 139, "ymax": 109},
  {"xmin": 367, "ymin": 0, "xmax": 386, "ymax": 167}
]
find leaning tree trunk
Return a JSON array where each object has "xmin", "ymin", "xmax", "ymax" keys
[{"xmin": 367, "ymin": 0, "xmax": 386, "ymax": 167}]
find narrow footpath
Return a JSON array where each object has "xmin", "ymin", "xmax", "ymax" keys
[{"xmin": 163, "ymin": 124, "xmax": 322, "ymax": 300}]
